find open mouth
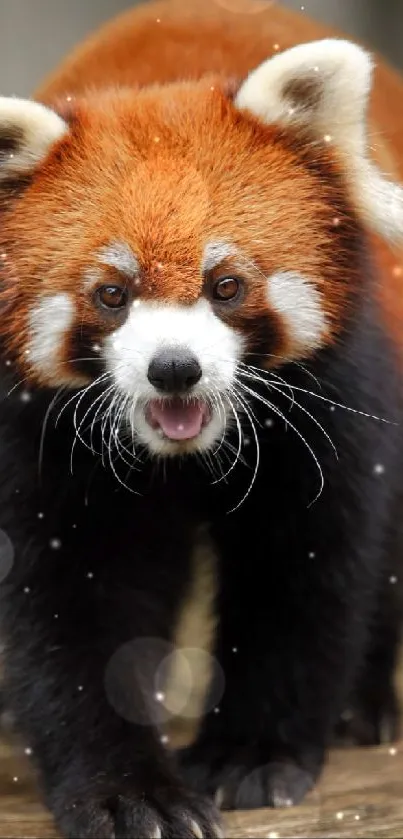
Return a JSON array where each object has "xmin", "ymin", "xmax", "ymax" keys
[{"xmin": 146, "ymin": 398, "xmax": 212, "ymax": 441}]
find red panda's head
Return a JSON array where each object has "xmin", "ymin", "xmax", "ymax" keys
[{"xmin": 1, "ymin": 39, "xmax": 402, "ymax": 457}]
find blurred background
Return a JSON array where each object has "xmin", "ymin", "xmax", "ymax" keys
[{"xmin": 0, "ymin": 0, "xmax": 402, "ymax": 97}]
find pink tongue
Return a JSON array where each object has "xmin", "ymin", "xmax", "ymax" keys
[{"xmin": 149, "ymin": 399, "xmax": 205, "ymax": 440}]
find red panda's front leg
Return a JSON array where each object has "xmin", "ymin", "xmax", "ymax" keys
[
  {"xmin": 0, "ymin": 507, "xmax": 223, "ymax": 839},
  {"xmin": 179, "ymin": 399, "xmax": 400, "ymax": 810},
  {"xmin": 179, "ymin": 536, "xmax": 381, "ymax": 809}
]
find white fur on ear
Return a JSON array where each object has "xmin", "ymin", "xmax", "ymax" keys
[
  {"xmin": 235, "ymin": 39, "xmax": 403, "ymax": 243},
  {"xmin": 0, "ymin": 97, "xmax": 68, "ymax": 180}
]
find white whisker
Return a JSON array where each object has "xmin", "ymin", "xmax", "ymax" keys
[
  {"xmin": 38, "ymin": 386, "xmax": 67, "ymax": 478},
  {"xmin": 240, "ymin": 361, "xmax": 397, "ymax": 426},
  {"xmin": 237, "ymin": 379, "xmax": 324, "ymax": 506},
  {"xmin": 212, "ymin": 391, "xmax": 244, "ymax": 484},
  {"xmin": 227, "ymin": 387, "xmax": 260, "ymax": 514}
]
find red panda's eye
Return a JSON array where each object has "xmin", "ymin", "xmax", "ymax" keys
[
  {"xmin": 96, "ymin": 285, "xmax": 128, "ymax": 310},
  {"xmin": 212, "ymin": 277, "xmax": 241, "ymax": 302}
]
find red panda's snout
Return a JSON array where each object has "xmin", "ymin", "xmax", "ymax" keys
[{"xmin": 103, "ymin": 292, "xmax": 244, "ymax": 456}]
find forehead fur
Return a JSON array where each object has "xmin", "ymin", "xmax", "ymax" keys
[{"xmin": 3, "ymin": 79, "xmax": 351, "ymax": 276}]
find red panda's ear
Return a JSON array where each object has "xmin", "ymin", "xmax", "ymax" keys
[
  {"xmin": 0, "ymin": 97, "xmax": 68, "ymax": 181},
  {"xmin": 235, "ymin": 39, "xmax": 403, "ymax": 244}
]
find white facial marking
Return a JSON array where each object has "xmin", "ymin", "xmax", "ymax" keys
[
  {"xmin": 104, "ymin": 298, "xmax": 243, "ymax": 455},
  {"xmin": 98, "ymin": 241, "xmax": 139, "ymax": 278},
  {"xmin": 202, "ymin": 240, "xmax": 239, "ymax": 273},
  {"xmin": 28, "ymin": 293, "xmax": 76, "ymax": 384},
  {"xmin": 267, "ymin": 271, "xmax": 327, "ymax": 357}
]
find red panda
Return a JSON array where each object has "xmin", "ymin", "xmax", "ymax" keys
[{"xmin": 0, "ymin": 1, "xmax": 403, "ymax": 837}]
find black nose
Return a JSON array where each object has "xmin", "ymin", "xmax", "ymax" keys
[{"xmin": 147, "ymin": 348, "xmax": 202, "ymax": 393}]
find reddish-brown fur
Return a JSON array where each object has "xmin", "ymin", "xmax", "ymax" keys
[{"xmin": 2, "ymin": 0, "xmax": 403, "ymax": 380}]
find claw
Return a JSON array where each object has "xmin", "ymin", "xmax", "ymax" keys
[
  {"xmin": 150, "ymin": 826, "xmax": 162, "ymax": 839},
  {"xmin": 272, "ymin": 793, "xmax": 293, "ymax": 808},
  {"xmin": 190, "ymin": 819, "xmax": 203, "ymax": 838}
]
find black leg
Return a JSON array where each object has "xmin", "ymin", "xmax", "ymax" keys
[
  {"xmin": 1, "ymin": 506, "xmax": 222, "ymax": 839},
  {"xmin": 180, "ymin": 447, "xmax": 397, "ymax": 809}
]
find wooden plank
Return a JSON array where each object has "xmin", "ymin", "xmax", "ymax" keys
[{"xmin": 0, "ymin": 739, "xmax": 402, "ymax": 838}]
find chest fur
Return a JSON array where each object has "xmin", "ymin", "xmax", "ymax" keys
[{"xmin": 162, "ymin": 527, "xmax": 219, "ymax": 748}]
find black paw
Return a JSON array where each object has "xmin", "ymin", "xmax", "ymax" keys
[
  {"xmin": 54, "ymin": 785, "xmax": 223, "ymax": 838},
  {"xmin": 216, "ymin": 760, "xmax": 316, "ymax": 810},
  {"xmin": 180, "ymin": 742, "xmax": 321, "ymax": 810},
  {"xmin": 334, "ymin": 686, "xmax": 400, "ymax": 747}
]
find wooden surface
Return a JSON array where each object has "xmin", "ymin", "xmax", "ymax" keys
[{"xmin": 0, "ymin": 738, "xmax": 402, "ymax": 838}]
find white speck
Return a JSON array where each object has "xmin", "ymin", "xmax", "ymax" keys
[
  {"xmin": 392, "ymin": 265, "xmax": 402, "ymax": 278},
  {"xmin": 20, "ymin": 391, "xmax": 32, "ymax": 403},
  {"xmin": 314, "ymin": 66, "xmax": 319, "ymax": 72},
  {"xmin": 354, "ymin": 815, "xmax": 360, "ymax": 821},
  {"xmin": 24, "ymin": 747, "xmax": 33, "ymax": 756},
  {"xmin": 38, "ymin": 512, "xmax": 44, "ymax": 520},
  {"xmin": 389, "ymin": 747, "xmax": 397, "ymax": 756},
  {"xmin": 214, "ymin": 707, "xmax": 220, "ymax": 714},
  {"xmin": 78, "ymin": 685, "xmax": 84, "ymax": 692},
  {"xmin": 288, "ymin": 107, "xmax": 295, "ymax": 116},
  {"xmin": 13, "ymin": 776, "xmax": 18, "ymax": 782},
  {"xmin": 332, "ymin": 217, "xmax": 341, "ymax": 227},
  {"xmin": 25, "ymin": 350, "xmax": 30, "ymax": 356},
  {"xmin": 160, "ymin": 734, "xmax": 169, "ymax": 745},
  {"xmin": 244, "ymin": 437, "xmax": 251, "ymax": 446},
  {"xmin": 54, "ymin": 614, "xmax": 59, "ymax": 619},
  {"xmin": 210, "ymin": 86, "xmax": 215, "ymax": 91},
  {"xmin": 87, "ymin": 572, "xmax": 94, "ymax": 579},
  {"xmin": 324, "ymin": 134, "xmax": 332, "ymax": 143},
  {"xmin": 154, "ymin": 136, "xmax": 160, "ymax": 143},
  {"xmin": 265, "ymin": 418, "xmax": 274, "ymax": 428},
  {"xmin": 374, "ymin": 463, "xmax": 385, "ymax": 475},
  {"xmin": 155, "ymin": 692, "xmax": 165, "ymax": 703},
  {"xmin": 24, "ymin": 587, "xmax": 30, "ymax": 594},
  {"xmin": 308, "ymin": 551, "xmax": 316, "ymax": 559},
  {"xmin": 5, "ymin": 360, "xmax": 11, "ymax": 367},
  {"xmin": 273, "ymin": 43, "xmax": 280, "ymax": 51},
  {"xmin": 134, "ymin": 278, "xmax": 141, "ymax": 286},
  {"xmin": 9, "ymin": 153, "xmax": 14, "ymax": 159},
  {"xmin": 177, "ymin": 424, "xmax": 185, "ymax": 432},
  {"xmin": 1, "ymin": 253, "xmax": 7, "ymax": 260},
  {"xmin": 204, "ymin": 377, "xmax": 210, "ymax": 384},
  {"xmin": 66, "ymin": 95, "xmax": 72, "ymax": 102},
  {"xmin": 268, "ymin": 833, "xmax": 279, "ymax": 839},
  {"xmin": 336, "ymin": 812, "xmax": 344, "ymax": 821},
  {"xmin": 92, "ymin": 344, "xmax": 101, "ymax": 353},
  {"xmin": 300, "ymin": 4, "xmax": 305, "ymax": 9},
  {"xmin": 232, "ymin": 647, "xmax": 238, "ymax": 653},
  {"xmin": 390, "ymin": 575, "xmax": 398, "ymax": 584},
  {"xmin": 72, "ymin": 524, "xmax": 77, "ymax": 529},
  {"xmin": 330, "ymin": 406, "xmax": 336, "ymax": 412},
  {"xmin": 50, "ymin": 538, "xmax": 61, "ymax": 550},
  {"xmin": 156, "ymin": 17, "xmax": 161, "ymax": 22},
  {"xmin": 133, "ymin": 300, "xmax": 141, "ymax": 308}
]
